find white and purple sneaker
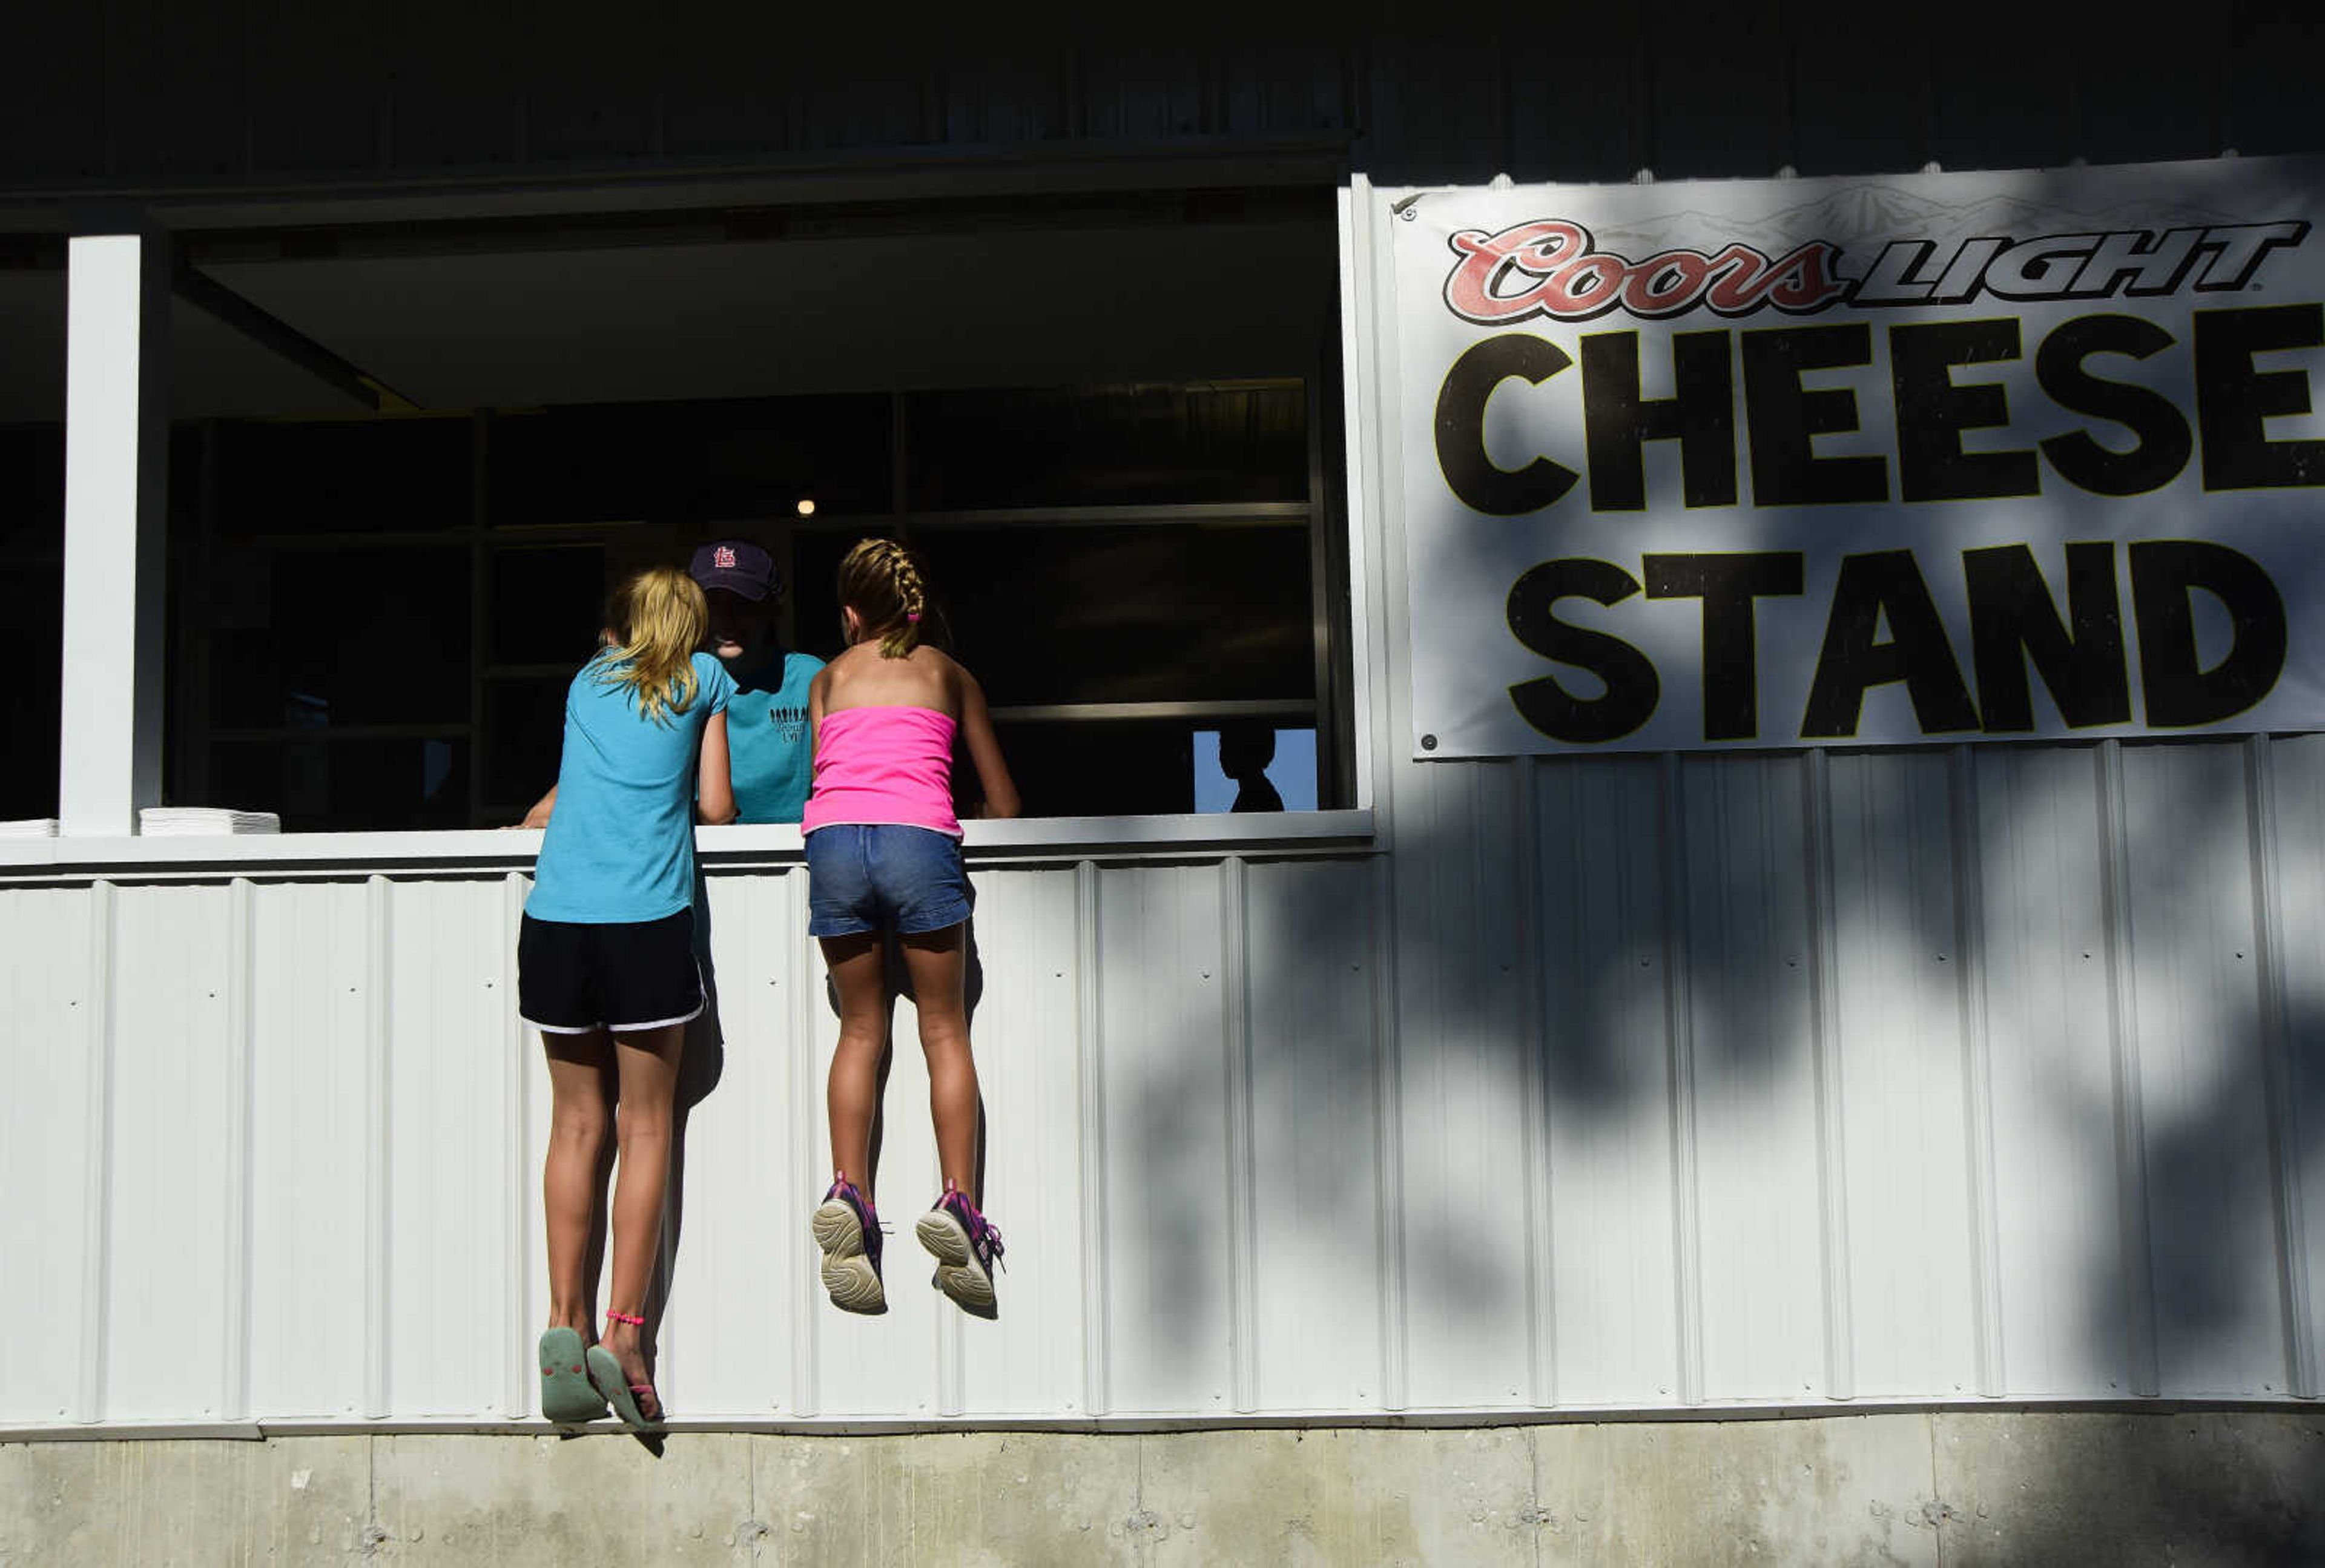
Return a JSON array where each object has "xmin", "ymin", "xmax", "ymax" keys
[
  {"xmin": 811, "ymin": 1173, "xmax": 886, "ymax": 1314},
  {"xmin": 915, "ymin": 1184, "xmax": 1005, "ymax": 1318}
]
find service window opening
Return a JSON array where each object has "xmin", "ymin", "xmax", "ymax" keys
[
  {"xmin": 152, "ymin": 190, "xmax": 1350, "ymax": 831},
  {"xmin": 0, "ymin": 257, "xmax": 65, "ymax": 829}
]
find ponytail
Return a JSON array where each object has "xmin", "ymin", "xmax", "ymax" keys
[
  {"xmin": 593, "ymin": 566, "xmax": 707, "ymax": 725},
  {"xmin": 836, "ymin": 538, "xmax": 929, "ymax": 659}
]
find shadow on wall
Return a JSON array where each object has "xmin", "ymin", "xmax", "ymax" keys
[{"xmin": 1085, "ymin": 731, "xmax": 2322, "ymax": 1542}]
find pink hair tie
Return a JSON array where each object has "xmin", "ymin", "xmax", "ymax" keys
[{"xmin": 907, "ymin": 612, "xmax": 922, "ymax": 622}]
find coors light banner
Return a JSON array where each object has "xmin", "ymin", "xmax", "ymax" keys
[{"xmin": 1392, "ymin": 156, "xmax": 2325, "ymax": 757}]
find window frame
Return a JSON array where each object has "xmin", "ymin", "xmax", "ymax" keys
[{"xmin": 31, "ymin": 162, "xmax": 1384, "ymax": 866}]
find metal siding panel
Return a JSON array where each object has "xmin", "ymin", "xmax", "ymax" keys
[
  {"xmin": 104, "ymin": 884, "xmax": 236, "ymax": 1420},
  {"xmin": 2120, "ymin": 742, "xmax": 2286, "ymax": 1396},
  {"xmin": 1535, "ymin": 757, "xmax": 1684, "ymax": 1406},
  {"xmin": 1647, "ymin": 22, "xmax": 1785, "ymax": 180},
  {"xmin": 2263, "ymin": 733, "xmax": 2325, "ymax": 1396},
  {"xmin": 518, "ymin": 878, "xmax": 556, "ymax": 1418},
  {"xmin": 1787, "ymin": 9, "xmax": 1932, "ymax": 176},
  {"xmin": 1246, "ymin": 857, "xmax": 1383, "ymax": 1411},
  {"xmin": 938, "ymin": 61, "xmax": 1064, "ymax": 147},
  {"xmin": 1097, "ymin": 863, "xmax": 1232, "ymax": 1414},
  {"xmin": 1391, "ymin": 759, "xmax": 1534, "ymax": 1407},
  {"xmin": 1826, "ymin": 752, "xmax": 1980, "ymax": 1398},
  {"xmin": 0, "ymin": 888, "xmax": 94, "ymax": 1423},
  {"xmin": 1078, "ymin": 48, "xmax": 1208, "ymax": 141},
  {"xmin": 245, "ymin": 881, "xmax": 371, "ymax": 1419},
  {"xmin": 1356, "ymin": 41, "xmax": 1508, "ymax": 186},
  {"xmin": 1973, "ymin": 746, "xmax": 2129, "ymax": 1395},
  {"xmin": 1504, "ymin": 36, "xmax": 1631, "ymax": 184},
  {"xmin": 948, "ymin": 866, "xmax": 1086, "ymax": 1415},
  {"xmin": 811, "ymin": 929, "xmax": 944, "ymax": 1421},
  {"xmin": 661, "ymin": 869, "xmax": 801, "ymax": 1419},
  {"xmin": 242, "ymin": 2, "xmax": 382, "ymax": 176},
  {"xmin": 1680, "ymin": 754, "xmax": 1825, "ymax": 1401},
  {"xmin": 496, "ymin": 877, "xmax": 531, "ymax": 1419},
  {"xmin": 384, "ymin": 880, "xmax": 514, "ymax": 1417}
]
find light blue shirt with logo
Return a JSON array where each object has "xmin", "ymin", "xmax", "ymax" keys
[
  {"xmin": 724, "ymin": 648, "xmax": 823, "ymax": 825},
  {"xmin": 528, "ymin": 650, "xmax": 737, "ymax": 924}
]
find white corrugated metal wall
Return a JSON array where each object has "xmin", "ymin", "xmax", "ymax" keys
[{"xmin": 4, "ymin": 646, "xmax": 2320, "ymax": 1426}]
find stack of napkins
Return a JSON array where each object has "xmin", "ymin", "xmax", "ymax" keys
[
  {"xmin": 0, "ymin": 819, "xmax": 59, "ymax": 837},
  {"xmin": 139, "ymin": 808, "xmax": 282, "ymax": 836}
]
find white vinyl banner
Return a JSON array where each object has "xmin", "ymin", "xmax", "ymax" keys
[{"xmin": 1391, "ymin": 156, "xmax": 2325, "ymax": 757}]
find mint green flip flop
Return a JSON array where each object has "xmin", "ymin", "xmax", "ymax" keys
[
  {"xmin": 538, "ymin": 1328, "xmax": 605, "ymax": 1424},
  {"xmin": 585, "ymin": 1344, "xmax": 661, "ymax": 1431}
]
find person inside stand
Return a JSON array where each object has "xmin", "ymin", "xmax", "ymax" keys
[
  {"xmin": 689, "ymin": 539, "xmax": 824, "ymax": 823},
  {"xmin": 521, "ymin": 542, "xmax": 820, "ymax": 829},
  {"xmin": 519, "ymin": 567, "xmax": 737, "ymax": 1430},
  {"xmin": 803, "ymin": 538, "xmax": 1020, "ymax": 1319},
  {"xmin": 1219, "ymin": 720, "xmax": 1284, "ymax": 813}
]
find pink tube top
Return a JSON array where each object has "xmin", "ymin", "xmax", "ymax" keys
[{"xmin": 800, "ymin": 705, "xmax": 963, "ymax": 838}]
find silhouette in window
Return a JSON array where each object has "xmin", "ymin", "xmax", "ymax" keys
[{"xmin": 1219, "ymin": 722, "xmax": 1284, "ymax": 814}]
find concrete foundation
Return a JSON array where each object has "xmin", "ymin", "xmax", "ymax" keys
[{"xmin": 3, "ymin": 1412, "xmax": 2321, "ymax": 1566}]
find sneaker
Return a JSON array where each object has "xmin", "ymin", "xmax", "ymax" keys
[
  {"xmin": 811, "ymin": 1174, "xmax": 886, "ymax": 1314},
  {"xmin": 915, "ymin": 1184, "xmax": 1005, "ymax": 1318}
]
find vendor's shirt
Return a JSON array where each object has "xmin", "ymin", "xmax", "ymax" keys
[
  {"xmin": 723, "ymin": 647, "xmax": 823, "ymax": 825},
  {"xmin": 528, "ymin": 650, "xmax": 737, "ymax": 924}
]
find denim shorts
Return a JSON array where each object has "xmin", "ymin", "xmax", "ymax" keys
[{"xmin": 804, "ymin": 824, "xmax": 972, "ymax": 938}]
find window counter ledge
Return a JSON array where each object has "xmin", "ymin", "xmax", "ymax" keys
[{"xmin": 0, "ymin": 810, "xmax": 1376, "ymax": 881}]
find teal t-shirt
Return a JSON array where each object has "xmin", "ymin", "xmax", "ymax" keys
[
  {"xmin": 723, "ymin": 648, "xmax": 823, "ymax": 825},
  {"xmin": 527, "ymin": 650, "xmax": 737, "ymax": 924}
]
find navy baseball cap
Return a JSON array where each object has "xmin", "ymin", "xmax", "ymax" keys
[{"xmin": 689, "ymin": 539, "xmax": 780, "ymax": 601}]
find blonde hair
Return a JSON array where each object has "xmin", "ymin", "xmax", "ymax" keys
[
  {"xmin": 836, "ymin": 538, "xmax": 929, "ymax": 659},
  {"xmin": 592, "ymin": 566, "xmax": 707, "ymax": 725}
]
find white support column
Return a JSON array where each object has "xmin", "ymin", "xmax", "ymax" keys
[{"xmin": 59, "ymin": 228, "xmax": 171, "ymax": 837}]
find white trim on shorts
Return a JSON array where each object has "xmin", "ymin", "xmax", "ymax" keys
[{"xmin": 521, "ymin": 998, "xmax": 705, "ymax": 1034}]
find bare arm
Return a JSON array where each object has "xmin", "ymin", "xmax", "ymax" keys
[
  {"xmin": 806, "ymin": 667, "xmax": 829, "ymax": 768},
  {"xmin": 955, "ymin": 667, "xmax": 1020, "ymax": 820},
  {"xmin": 696, "ymin": 711, "xmax": 737, "ymax": 825},
  {"xmin": 517, "ymin": 783, "xmax": 558, "ymax": 829}
]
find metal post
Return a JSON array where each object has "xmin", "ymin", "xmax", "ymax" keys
[{"xmin": 59, "ymin": 227, "xmax": 171, "ymax": 837}]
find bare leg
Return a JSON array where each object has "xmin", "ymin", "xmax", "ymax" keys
[
  {"xmin": 601, "ymin": 1022, "xmax": 684, "ymax": 1417},
  {"xmin": 822, "ymin": 933, "xmax": 888, "ymax": 1195},
  {"xmin": 900, "ymin": 923, "xmax": 978, "ymax": 1201},
  {"xmin": 542, "ymin": 1030, "xmax": 614, "ymax": 1336}
]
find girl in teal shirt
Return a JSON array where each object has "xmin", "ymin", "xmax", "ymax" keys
[{"xmin": 519, "ymin": 566, "xmax": 737, "ymax": 1429}]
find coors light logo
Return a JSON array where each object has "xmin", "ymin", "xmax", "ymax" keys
[{"xmin": 1442, "ymin": 194, "xmax": 2310, "ymax": 326}]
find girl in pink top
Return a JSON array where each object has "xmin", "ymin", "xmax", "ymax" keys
[{"xmin": 804, "ymin": 539, "xmax": 1020, "ymax": 1319}]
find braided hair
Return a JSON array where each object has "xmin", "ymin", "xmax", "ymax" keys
[{"xmin": 835, "ymin": 537, "xmax": 928, "ymax": 659}]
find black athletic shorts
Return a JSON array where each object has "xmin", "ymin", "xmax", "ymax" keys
[{"xmin": 517, "ymin": 909, "xmax": 703, "ymax": 1035}]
